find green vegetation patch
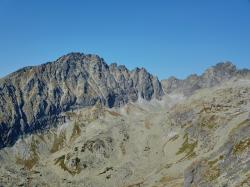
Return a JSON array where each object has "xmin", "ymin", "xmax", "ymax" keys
[
  {"xmin": 176, "ymin": 133, "xmax": 197, "ymax": 159},
  {"xmin": 208, "ymin": 155, "xmax": 224, "ymax": 167},
  {"xmin": 233, "ymin": 138, "xmax": 250, "ymax": 155},
  {"xmin": 198, "ymin": 114, "xmax": 219, "ymax": 129},
  {"xmin": 204, "ymin": 165, "xmax": 220, "ymax": 182}
]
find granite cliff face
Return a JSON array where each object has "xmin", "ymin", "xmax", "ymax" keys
[{"xmin": 0, "ymin": 53, "xmax": 163, "ymax": 148}]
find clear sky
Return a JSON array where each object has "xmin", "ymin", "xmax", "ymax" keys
[{"xmin": 0, "ymin": 0, "xmax": 249, "ymax": 80}]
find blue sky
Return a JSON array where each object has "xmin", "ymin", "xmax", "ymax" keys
[{"xmin": 0, "ymin": 0, "xmax": 249, "ymax": 79}]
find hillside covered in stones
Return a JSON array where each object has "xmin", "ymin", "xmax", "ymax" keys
[{"xmin": 0, "ymin": 53, "xmax": 249, "ymax": 187}]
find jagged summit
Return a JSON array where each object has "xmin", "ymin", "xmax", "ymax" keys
[
  {"xmin": 0, "ymin": 52, "xmax": 163, "ymax": 148},
  {"xmin": 210, "ymin": 61, "xmax": 236, "ymax": 70},
  {"xmin": 0, "ymin": 55, "xmax": 249, "ymax": 148},
  {"xmin": 1, "ymin": 55, "xmax": 249, "ymax": 149},
  {"xmin": 161, "ymin": 61, "xmax": 250, "ymax": 95},
  {"xmin": 55, "ymin": 52, "xmax": 104, "ymax": 65}
]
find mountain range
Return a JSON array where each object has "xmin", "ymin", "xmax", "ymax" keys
[{"xmin": 0, "ymin": 53, "xmax": 249, "ymax": 187}]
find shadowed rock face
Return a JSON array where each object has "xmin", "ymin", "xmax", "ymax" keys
[
  {"xmin": 0, "ymin": 52, "xmax": 163, "ymax": 148},
  {"xmin": 161, "ymin": 62, "xmax": 250, "ymax": 95}
]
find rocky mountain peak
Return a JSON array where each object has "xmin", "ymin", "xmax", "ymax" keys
[
  {"xmin": 56, "ymin": 52, "xmax": 102, "ymax": 64},
  {"xmin": 161, "ymin": 62, "xmax": 250, "ymax": 95},
  {"xmin": 203, "ymin": 61, "xmax": 237, "ymax": 79},
  {"xmin": 211, "ymin": 61, "xmax": 236, "ymax": 71},
  {"xmin": 0, "ymin": 52, "xmax": 163, "ymax": 148}
]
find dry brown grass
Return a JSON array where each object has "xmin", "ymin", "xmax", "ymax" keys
[
  {"xmin": 203, "ymin": 165, "xmax": 220, "ymax": 182},
  {"xmin": 54, "ymin": 155, "xmax": 81, "ymax": 176},
  {"xmin": 124, "ymin": 180, "xmax": 144, "ymax": 187},
  {"xmin": 208, "ymin": 155, "xmax": 224, "ymax": 167},
  {"xmin": 144, "ymin": 119, "xmax": 153, "ymax": 129},
  {"xmin": 50, "ymin": 131, "xmax": 66, "ymax": 153},
  {"xmin": 16, "ymin": 138, "xmax": 39, "ymax": 170},
  {"xmin": 106, "ymin": 110, "xmax": 122, "ymax": 117},
  {"xmin": 70, "ymin": 122, "xmax": 81, "ymax": 143},
  {"xmin": 233, "ymin": 138, "xmax": 250, "ymax": 155}
]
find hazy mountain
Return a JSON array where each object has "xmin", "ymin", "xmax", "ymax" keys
[
  {"xmin": 161, "ymin": 62, "xmax": 250, "ymax": 96},
  {"xmin": 0, "ymin": 53, "xmax": 249, "ymax": 187}
]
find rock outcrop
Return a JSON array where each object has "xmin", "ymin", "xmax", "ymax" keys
[{"xmin": 0, "ymin": 52, "xmax": 163, "ymax": 148}]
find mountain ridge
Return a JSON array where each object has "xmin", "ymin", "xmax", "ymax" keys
[
  {"xmin": 161, "ymin": 61, "xmax": 250, "ymax": 95},
  {"xmin": 0, "ymin": 53, "xmax": 249, "ymax": 149},
  {"xmin": 0, "ymin": 52, "xmax": 163, "ymax": 148},
  {"xmin": 0, "ymin": 52, "xmax": 250, "ymax": 187}
]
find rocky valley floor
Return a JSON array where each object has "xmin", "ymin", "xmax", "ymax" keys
[{"xmin": 0, "ymin": 79, "xmax": 250, "ymax": 187}]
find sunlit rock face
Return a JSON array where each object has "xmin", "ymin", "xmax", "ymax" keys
[
  {"xmin": 0, "ymin": 53, "xmax": 163, "ymax": 148},
  {"xmin": 0, "ymin": 54, "xmax": 250, "ymax": 187}
]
